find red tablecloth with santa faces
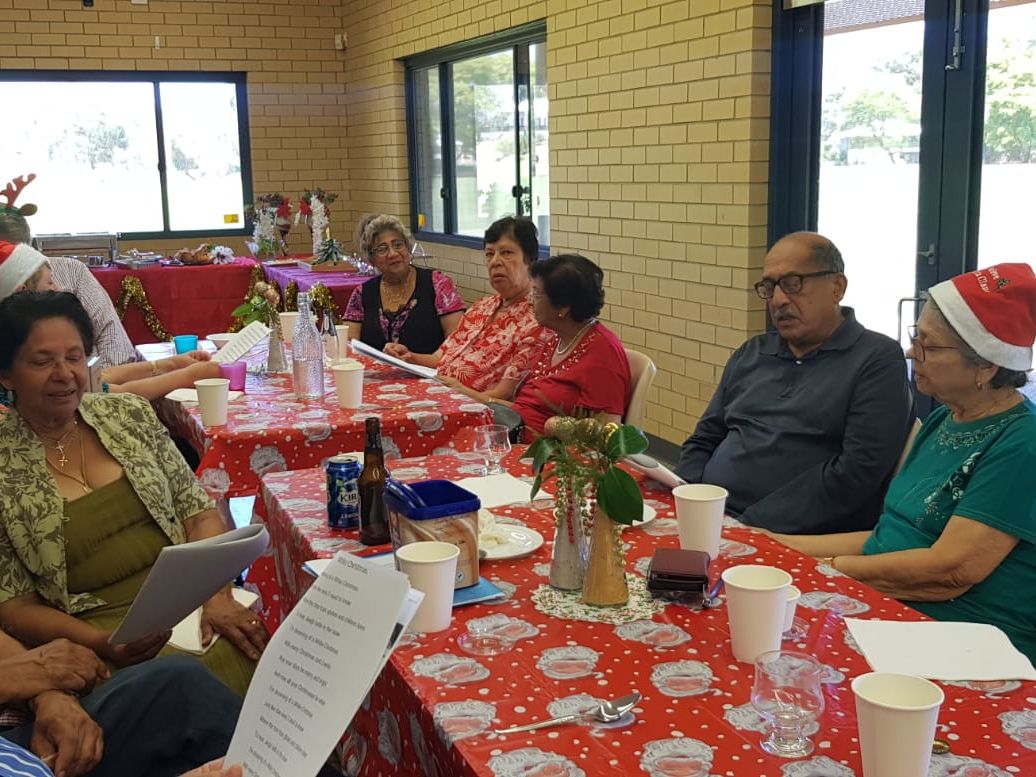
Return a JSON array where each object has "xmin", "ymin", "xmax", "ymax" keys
[
  {"xmin": 249, "ymin": 449, "xmax": 1036, "ymax": 777},
  {"xmin": 153, "ymin": 348, "xmax": 492, "ymax": 499}
]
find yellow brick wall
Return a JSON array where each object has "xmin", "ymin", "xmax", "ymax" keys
[
  {"xmin": 3, "ymin": 0, "xmax": 352, "ymax": 257},
  {"xmin": 340, "ymin": 0, "xmax": 772, "ymax": 443},
  {"xmin": 11, "ymin": 0, "xmax": 774, "ymax": 444}
]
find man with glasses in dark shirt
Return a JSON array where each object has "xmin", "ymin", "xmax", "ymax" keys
[{"xmin": 675, "ymin": 232, "xmax": 915, "ymax": 534}]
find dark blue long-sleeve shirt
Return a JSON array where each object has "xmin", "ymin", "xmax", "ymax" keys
[{"xmin": 675, "ymin": 308, "xmax": 915, "ymax": 533}]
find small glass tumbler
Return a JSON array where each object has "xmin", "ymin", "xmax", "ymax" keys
[{"xmin": 750, "ymin": 650, "xmax": 825, "ymax": 758}]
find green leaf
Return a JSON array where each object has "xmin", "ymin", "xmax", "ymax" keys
[
  {"xmin": 231, "ymin": 303, "xmax": 253, "ymax": 318},
  {"xmin": 530, "ymin": 437, "xmax": 559, "ymax": 475},
  {"xmin": 596, "ymin": 466, "xmax": 644, "ymax": 525},
  {"xmin": 530, "ymin": 472, "xmax": 544, "ymax": 502},
  {"xmin": 605, "ymin": 425, "xmax": 649, "ymax": 460}
]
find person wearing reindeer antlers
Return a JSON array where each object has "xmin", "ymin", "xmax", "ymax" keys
[{"xmin": 0, "ymin": 174, "xmax": 135, "ymax": 368}]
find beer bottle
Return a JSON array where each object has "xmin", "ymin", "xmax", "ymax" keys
[{"xmin": 358, "ymin": 416, "xmax": 390, "ymax": 545}]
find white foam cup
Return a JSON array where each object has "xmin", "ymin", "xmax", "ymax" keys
[
  {"xmin": 852, "ymin": 672, "xmax": 944, "ymax": 777},
  {"xmin": 331, "ymin": 359, "xmax": 364, "ymax": 408},
  {"xmin": 784, "ymin": 584, "xmax": 801, "ymax": 632},
  {"xmin": 395, "ymin": 541, "xmax": 460, "ymax": 633},
  {"xmin": 672, "ymin": 483, "xmax": 728, "ymax": 560},
  {"xmin": 193, "ymin": 378, "xmax": 230, "ymax": 427},
  {"xmin": 279, "ymin": 311, "xmax": 299, "ymax": 345},
  {"xmin": 721, "ymin": 564, "xmax": 792, "ymax": 662}
]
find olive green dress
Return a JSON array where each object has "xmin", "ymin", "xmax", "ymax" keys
[{"xmin": 63, "ymin": 476, "xmax": 256, "ymax": 696}]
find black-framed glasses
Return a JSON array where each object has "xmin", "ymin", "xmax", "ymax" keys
[
  {"xmin": 754, "ymin": 270, "xmax": 837, "ymax": 299},
  {"xmin": 907, "ymin": 325, "xmax": 959, "ymax": 363},
  {"xmin": 373, "ymin": 239, "xmax": 408, "ymax": 257}
]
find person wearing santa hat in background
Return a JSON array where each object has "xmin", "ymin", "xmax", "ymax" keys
[
  {"xmin": 774, "ymin": 263, "xmax": 1036, "ymax": 662},
  {"xmin": 0, "ymin": 242, "xmax": 220, "ymax": 402}
]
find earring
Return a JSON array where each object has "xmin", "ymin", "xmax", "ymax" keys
[
  {"xmin": 976, "ymin": 381, "xmax": 984, "ymax": 391},
  {"xmin": 557, "ymin": 312, "xmax": 564, "ymax": 319}
]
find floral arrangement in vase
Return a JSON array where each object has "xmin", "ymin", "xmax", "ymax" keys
[
  {"xmin": 232, "ymin": 280, "xmax": 287, "ymax": 372},
  {"xmin": 246, "ymin": 193, "xmax": 292, "ymax": 260},
  {"xmin": 528, "ymin": 415, "xmax": 648, "ymax": 606},
  {"xmin": 299, "ymin": 187, "xmax": 338, "ymax": 258}
]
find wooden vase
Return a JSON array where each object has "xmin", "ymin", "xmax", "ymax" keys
[{"xmin": 582, "ymin": 505, "xmax": 628, "ymax": 606}]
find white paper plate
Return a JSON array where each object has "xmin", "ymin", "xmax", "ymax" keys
[
  {"xmin": 481, "ymin": 526, "xmax": 545, "ymax": 560},
  {"xmin": 620, "ymin": 503, "xmax": 657, "ymax": 531}
]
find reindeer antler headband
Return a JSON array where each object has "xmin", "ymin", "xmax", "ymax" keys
[{"xmin": 1, "ymin": 173, "xmax": 38, "ymax": 216}]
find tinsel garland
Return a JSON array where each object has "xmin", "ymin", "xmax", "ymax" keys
[
  {"xmin": 284, "ymin": 282, "xmax": 298, "ymax": 312},
  {"xmin": 115, "ymin": 277, "xmax": 171, "ymax": 341},
  {"xmin": 307, "ymin": 282, "xmax": 342, "ymax": 324}
]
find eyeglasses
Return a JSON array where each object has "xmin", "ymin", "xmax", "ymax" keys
[
  {"xmin": 754, "ymin": 271, "xmax": 837, "ymax": 299},
  {"xmin": 372, "ymin": 239, "xmax": 408, "ymax": 258},
  {"xmin": 907, "ymin": 325, "xmax": 959, "ymax": 363}
]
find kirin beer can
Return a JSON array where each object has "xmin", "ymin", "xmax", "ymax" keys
[{"xmin": 326, "ymin": 454, "xmax": 361, "ymax": 529}]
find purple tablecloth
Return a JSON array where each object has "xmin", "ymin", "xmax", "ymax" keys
[{"xmin": 262, "ymin": 263, "xmax": 369, "ymax": 313}]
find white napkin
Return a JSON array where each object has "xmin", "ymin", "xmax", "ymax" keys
[
  {"xmin": 169, "ymin": 588, "xmax": 260, "ymax": 655},
  {"xmin": 453, "ymin": 473, "xmax": 551, "ymax": 509},
  {"xmin": 165, "ymin": 388, "xmax": 244, "ymax": 403},
  {"xmin": 845, "ymin": 618, "xmax": 1036, "ymax": 681}
]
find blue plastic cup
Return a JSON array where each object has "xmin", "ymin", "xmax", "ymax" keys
[{"xmin": 173, "ymin": 334, "xmax": 199, "ymax": 354}]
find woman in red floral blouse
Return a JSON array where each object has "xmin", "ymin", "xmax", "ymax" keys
[{"xmin": 385, "ymin": 217, "xmax": 551, "ymax": 397}]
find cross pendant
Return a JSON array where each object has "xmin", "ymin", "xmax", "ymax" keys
[{"xmin": 55, "ymin": 443, "xmax": 69, "ymax": 467}]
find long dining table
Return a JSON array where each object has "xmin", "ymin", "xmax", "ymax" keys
[
  {"xmin": 149, "ymin": 341, "xmax": 492, "ymax": 500},
  {"xmin": 247, "ymin": 448, "xmax": 1036, "ymax": 777}
]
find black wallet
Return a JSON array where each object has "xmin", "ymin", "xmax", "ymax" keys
[{"xmin": 647, "ymin": 548, "xmax": 711, "ymax": 601}]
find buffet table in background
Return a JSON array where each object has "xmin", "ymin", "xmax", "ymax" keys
[
  {"xmin": 90, "ymin": 257, "xmax": 257, "ymax": 344},
  {"xmin": 249, "ymin": 450, "xmax": 1036, "ymax": 777},
  {"xmin": 260, "ymin": 261, "xmax": 368, "ymax": 315}
]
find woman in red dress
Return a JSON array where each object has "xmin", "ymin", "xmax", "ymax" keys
[{"xmin": 457, "ymin": 254, "xmax": 631, "ymax": 438}]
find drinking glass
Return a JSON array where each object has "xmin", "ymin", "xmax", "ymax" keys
[
  {"xmin": 750, "ymin": 650, "xmax": 825, "ymax": 758},
  {"xmin": 474, "ymin": 424, "xmax": 511, "ymax": 475}
]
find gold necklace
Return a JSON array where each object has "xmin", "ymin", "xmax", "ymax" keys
[
  {"xmin": 555, "ymin": 319, "xmax": 596, "ymax": 356},
  {"xmin": 45, "ymin": 430, "xmax": 92, "ymax": 494},
  {"xmin": 382, "ymin": 267, "xmax": 415, "ymax": 310},
  {"xmin": 36, "ymin": 419, "xmax": 79, "ymax": 468}
]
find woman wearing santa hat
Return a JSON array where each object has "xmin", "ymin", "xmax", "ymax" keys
[{"xmin": 775, "ymin": 263, "xmax": 1036, "ymax": 661}]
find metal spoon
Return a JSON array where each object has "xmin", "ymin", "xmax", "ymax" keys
[{"xmin": 494, "ymin": 691, "xmax": 642, "ymax": 735}]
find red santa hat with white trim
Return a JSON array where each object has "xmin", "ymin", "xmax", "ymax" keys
[
  {"xmin": 0, "ymin": 241, "xmax": 48, "ymax": 301},
  {"xmin": 928, "ymin": 262, "xmax": 1036, "ymax": 371}
]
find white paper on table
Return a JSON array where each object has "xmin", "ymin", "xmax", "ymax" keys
[
  {"xmin": 453, "ymin": 473, "xmax": 551, "ymax": 508},
  {"xmin": 169, "ymin": 588, "xmax": 260, "ymax": 654},
  {"xmin": 212, "ymin": 321, "xmax": 270, "ymax": 364},
  {"xmin": 109, "ymin": 525, "xmax": 269, "ymax": 645},
  {"xmin": 845, "ymin": 618, "xmax": 1036, "ymax": 681},
  {"xmin": 165, "ymin": 388, "xmax": 244, "ymax": 403},
  {"xmin": 225, "ymin": 552, "xmax": 416, "ymax": 777},
  {"xmin": 349, "ymin": 338, "xmax": 438, "ymax": 379}
]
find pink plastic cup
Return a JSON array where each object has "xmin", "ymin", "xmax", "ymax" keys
[{"xmin": 218, "ymin": 360, "xmax": 247, "ymax": 391}]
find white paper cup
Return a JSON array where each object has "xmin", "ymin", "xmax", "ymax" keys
[
  {"xmin": 323, "ymin": 324, "xmax": 350, "ymax": 360},
  {"xmin": 395, "ymin": 541, "xmax": 460, "ymax": 633},
  {"xmin": 672, "ymin": 483, "xmax": 728, "ymax": 560},
  {"xmin": 721, "ymin": 565, "xmax": 792, "ymax": 662},
  {"xmin": 331, "ymin": 360, "xmax": 364, "ymax": 408},
  {"xmin": 783, "ymin": 584, "xmax": 801, "ymax": 632},
  {"xmin": 852, "ymin": 672, "xmax": 944, "ymax": 777},
  {"xmin": 193, "ymin": 378, "xmax": 230, "ymax": 427},
  {"xmin": 279, "ymin": 311, "xmax": 299, "ymax": 345},
  {"xmin": 206, "ymin": 332, "xmax": 234, "ymax": 350}
]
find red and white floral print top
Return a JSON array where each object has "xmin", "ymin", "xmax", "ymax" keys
[{"xmin": 437, "ymin": 292, "xmax": 552, "ymax": 392}]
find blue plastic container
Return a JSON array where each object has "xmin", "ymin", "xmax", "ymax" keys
[{"xmin": 384, "ymin": 480, "xmax": 481, "ymax": 588}]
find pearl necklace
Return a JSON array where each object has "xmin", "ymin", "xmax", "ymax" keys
[{"xmin": 555, "ymin": 319, "xmax": 596, "ymax": 356}]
